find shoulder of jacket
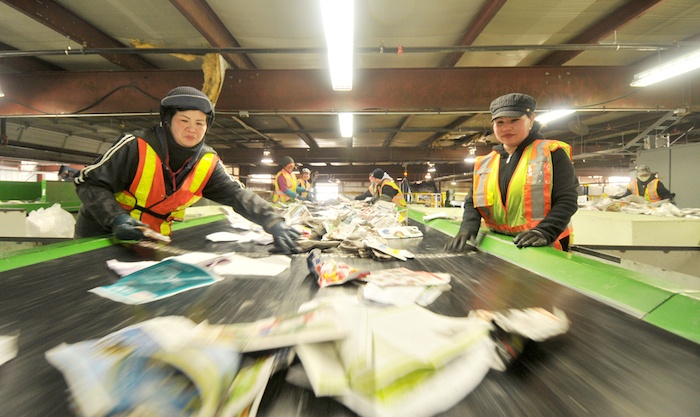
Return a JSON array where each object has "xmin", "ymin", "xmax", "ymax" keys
[{"xmin": 201, "ymin": 143, "xmax": 218, "ymax": 155}]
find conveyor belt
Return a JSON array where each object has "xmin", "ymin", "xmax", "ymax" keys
[{"xmin": 0, "ymin": 219, "xmax": 698, "ymax": 416}]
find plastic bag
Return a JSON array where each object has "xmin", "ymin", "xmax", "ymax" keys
[{"xmin": 26, "ymin": 203, "xmax": 75, "ymax": 237}]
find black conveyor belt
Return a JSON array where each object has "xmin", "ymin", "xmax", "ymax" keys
[{"xmin": 0, "ymin": 219, "xmax": 698, "ymax": 416}]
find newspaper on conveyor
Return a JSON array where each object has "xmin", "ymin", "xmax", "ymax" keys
[
  {"xmin": 45, "ymin": 304, "xmax": 347, "ymax": 417},
  {"xmin": 290, "ymin": 297, "xmax": 570, "ymax": 417}
]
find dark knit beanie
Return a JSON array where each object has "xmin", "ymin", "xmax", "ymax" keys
[
  {"xmin": 160, "ymin": 86, "xmax": 215, "ymax": 127},
  {"xmin": 280, "ymin": 156, "xmax": 295, "ymax": 167}
]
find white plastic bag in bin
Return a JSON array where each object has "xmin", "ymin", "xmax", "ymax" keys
[{"xmin": 26, "ymin": 203, "xmax": 75, "ymax": 238}]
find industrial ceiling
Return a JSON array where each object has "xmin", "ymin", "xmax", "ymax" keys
[{"xmin": 1, "ymin": 0, "xmax": 700, "ymax": 182}]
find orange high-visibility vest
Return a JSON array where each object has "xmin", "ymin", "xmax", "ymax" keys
[
  {"xmin": 629, "ymin": 178, "xmax": 662, "ymax": 202},
  {"xmin": 114, "ymin": 138, "xmax": 217, "ymax": 235},
  {"xmin": 377, "ymin": 179, "xmax": 407, "ymax": 207},
  {"xmin": 472, "ymin": 139, "xmax": 573, "ymax": 250},
  {"xmin": 273, "ymin": 169, "xmax": 298, "ymax": 202}
]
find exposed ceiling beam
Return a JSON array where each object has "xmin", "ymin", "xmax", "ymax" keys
[
  {"xmin": 536, "ymin": 0, "xmax": 664, "ymax": 66},
  {"xmin": 169, "ymin": 0, "xmax": 256, "ymax": 70},
  {"xmin": 1, "ymin": 67, "xmax": 697, "ymax": 116},
  {"xmin": 382, "ymin": 115, "xmax": 413, "ymax": 147},
  {"xmin": 1, "ymin": 0, "xmax": 156, "ymax": 70},
  {"xmin": 441, "ymin": 0, "xmax": 507, "ymax": 67},
  {"xmin": 279, "ymin": 116, "xmax": 319, "ymax": 149},
  {"xmin": 419, "ymin": 115, "xmax": 474, "ymax": 148}
]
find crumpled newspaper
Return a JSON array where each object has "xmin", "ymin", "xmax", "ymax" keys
[{"xmin": 290, "ymin": 297, "xmax": 570, "ymax": 417}]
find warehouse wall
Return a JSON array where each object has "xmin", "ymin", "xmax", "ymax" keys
[{"xmin": 638, "ymin": 143, "xmax": 700, "ymax": 208}]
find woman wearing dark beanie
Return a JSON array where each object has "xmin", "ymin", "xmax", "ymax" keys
[{"xmin": 74, "ymin": 86, "xmax": 300, "ymax": 254}]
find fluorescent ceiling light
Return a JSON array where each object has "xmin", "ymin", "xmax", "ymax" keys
[
  {"xmin": 339, "ymin": 112, "xmax": 353, "ymax": 137},
  {"xmin": 631, "ymin": 48, "xmax": 700, "ymax": 87},
  {"xmin": 309, "ymin": 162, "xmax": 328, "ymax": 167},
  {"xmin": 320, "ymin": 0, "xmax": 354, "ymax": 91},
  {"xmin": 536, "ymin": 109, "xmax": 575, "ymax": 125},
  {"xmin": 464, "ymin": 156, "xmax": 476, "ymax": 163}
]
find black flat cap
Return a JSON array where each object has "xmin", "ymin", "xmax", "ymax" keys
[{"xmin": 490, "ymin": 93, "xmax": 536, "ymax": 121}]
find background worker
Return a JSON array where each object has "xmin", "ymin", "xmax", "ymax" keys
[
  {"xmin": 354, "ymin": 173, "xmax": 377, "ymax": 200},
  {"xmin": 297, "ymin": 167, "xmax": 314, "ymax": 201},
  {"xmin": 369, "ymin": 168, "xmax": 407, "ymax": 207},
  {"xmin": 74, "ymin": 86, "xmax": 300, "ymax": 254},
  {"xmin": 614, "ymin": 164, "xmax": 673, "ymax": 202},
  {"xmin": 273, "ymin": 156, "xmax": 306, "ymax": 203},
  {"xmin": 446, "ymin": 93, "xmax": 579, "ymax": 252}
]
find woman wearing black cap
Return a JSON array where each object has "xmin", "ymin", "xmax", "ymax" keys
[
  {"xmin": 74, "ymin": 86, "xmax": 300, "ymax": 254},
  {"xmin": 446, "ymin": 93, "xmax": 579, "ymax": 251},
  {"xmin": 368, "ymin": 168, "xmax": 407, "ymax": 207}
]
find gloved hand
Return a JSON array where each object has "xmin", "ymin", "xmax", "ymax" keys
[
  {"xmin": 513, "ymin": 229, "xmax": 548, "ymax": 248},
  {"xmin": 444, "ymin": 229, "xmax": 478, "ymax": 252},
  {"xmin": 111, "ymin": 213, "xmax": 146, "ymax": 241},
  {"xmin": 269, "ymin": 221, "xmax": 301, "ymax": 254}
]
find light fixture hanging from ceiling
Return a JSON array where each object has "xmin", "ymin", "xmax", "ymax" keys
[
  {"xmin": 464, "ymin": 146, "xmax": 477, "ymax": 163},
  {"xmin": 320, "ymin": 0, "xmax": 354, "ymax": 91},
  {"xmin": 630, "ymin": 48, "xmax": 700, "ymax": 87},
  {"xmin": 260, "ymin": 147, "xmax": 273, "ymax": 164}
]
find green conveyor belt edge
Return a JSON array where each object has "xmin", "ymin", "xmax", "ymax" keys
[
  {"xmin": 413, "ymin": 209, "xmax": 700, "ymax": 344},
  {"xmin": 0, "ymin": 214, "xmax": 225, "ymax": 273}
]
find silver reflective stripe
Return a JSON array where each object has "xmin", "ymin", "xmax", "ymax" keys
[
  {"xmin": 473, "ymin": 152, "xmax": 495, "ymax": 207},
  {"xmin": 529, "ymin": 141, "xmax": 549, "ymax": 220}
]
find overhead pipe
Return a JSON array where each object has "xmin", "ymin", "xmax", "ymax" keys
[{"xmin": 0, "ymin": 42, "xmax": 696, "ymax": 59}]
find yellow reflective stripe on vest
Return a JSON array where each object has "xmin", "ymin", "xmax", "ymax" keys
[
  {"xmin": 136, "ymin": 145, "xmax": 158, "ymax": 202},
  {"xmin": 473, "ymin": 152, "xmax": 498, "ymax": 207},
  {"xmin": 646, "ymin": 179, "xmax": 661, "ymax": 201},
  {"xmin": 189, "ymin": 153, "xmax": 215, "ymax": 192}
]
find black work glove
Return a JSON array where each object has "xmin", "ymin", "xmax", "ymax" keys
[
  {"xmin": 444, "ymin": 229, "xmax": 478, "ymax": 252},
  {"xmin": 111, "ymin": 213, "xmax": 146, "ymax": 241},
  {"xmin": 513, "ymin": 229, "xmax": 548, "ymax": 248},
  {"xmin": 269, "ymin": 221, "xmax": 301, "ymax": 254}
]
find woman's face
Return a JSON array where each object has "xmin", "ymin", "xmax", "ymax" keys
[
  {"xmin": 169, "ymin": 110, "xmax": 208, "ymax": 148},
  {"xmin": 492, "ymin": 114, "xmax": 534, "ymax": 150}
]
